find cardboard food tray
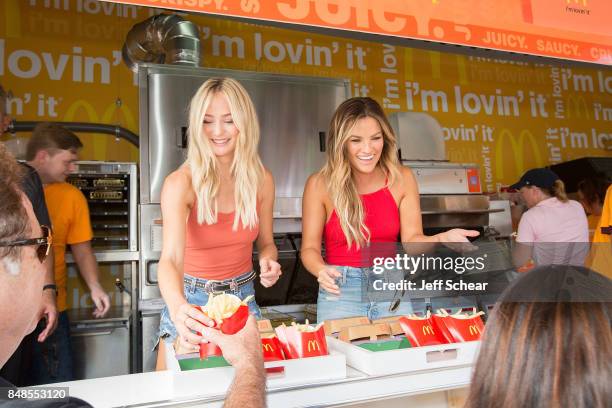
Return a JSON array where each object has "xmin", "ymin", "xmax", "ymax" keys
[
  {"xmin": 327, "ymin": 336, "xmax": 480, "ymax": 376},
  {"xmin": 165, "ymin": 342, "xmax": 347, "ymax": 398}
]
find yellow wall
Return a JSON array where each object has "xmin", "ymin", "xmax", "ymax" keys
[{"xmin": 2, "ymin": 0, "xmax": 611, "ymax": 189}]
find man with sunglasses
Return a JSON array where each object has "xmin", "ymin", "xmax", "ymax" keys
[
  {"xmin": 0, "ymin": 144, "xmax": 91, "ymax": 407},
  {"xmin": 1, "ymin": 86, "xmax": 59, "ymax": 387},
  {"xmin": 24, "ymin": 123, "xmax": 110, "ymax": 385}
]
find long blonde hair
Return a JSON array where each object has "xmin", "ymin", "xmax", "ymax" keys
[
  {"xmin": 321, "ymin": 97, "xmax": 401, "ymax": 248},
  {"xmin": 186, "ymin": 77, "xmax": 264, "ymax": 230}
]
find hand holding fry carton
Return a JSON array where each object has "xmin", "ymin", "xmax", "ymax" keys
[{"xmin": 196, "ymin": 293, "xmax": 254, "ymax": 359}]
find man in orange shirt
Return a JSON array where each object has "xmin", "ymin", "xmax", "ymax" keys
[{"xmin": 26, "ymin": 122, "xmax": 110, "ymax": 384}]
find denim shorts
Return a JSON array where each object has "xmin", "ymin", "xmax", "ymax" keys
[
  {"xmin": 158, "ymin": 270, "xmax": 262, "ymax": 345},
  {"xmin": 316, "ymin": 265, "xmax": 416, "ymax": 324}
]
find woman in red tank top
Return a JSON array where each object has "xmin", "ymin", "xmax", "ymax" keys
[
  {"xmin": 156, "ymin": 78, "xmax": 282, "ymax": 369},
  {"xmin": 301, "ymin": 97, "xmax": 479, "ymax": 323}
]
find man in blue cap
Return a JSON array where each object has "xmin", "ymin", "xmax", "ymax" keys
[{"xmin": 510, "ymin": 167, "xmax": 588, "ymax": 268}]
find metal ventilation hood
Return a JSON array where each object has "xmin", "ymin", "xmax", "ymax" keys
[{"xmin": 389, "ymin": 112, "xmax": 446, "ymax": 162}]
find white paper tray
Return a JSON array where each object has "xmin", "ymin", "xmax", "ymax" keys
[
  {"xmin": 165, "ymin": 342, "xmax": 346, "ymax": 398},
  {"xmin": 327, "ymin": 336, "xmax": 480, "ymax": 376}
]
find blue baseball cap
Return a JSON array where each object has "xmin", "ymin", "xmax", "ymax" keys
[{"xmin": 510, "ymin": 168, "xmax": 559, "ymax": 190}]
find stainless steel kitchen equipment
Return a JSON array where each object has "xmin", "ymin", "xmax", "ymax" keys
[
  {"xmin": 69, "ymin": 306, "xmax": 131, "ymax": 380},
  {"xmin": 139, "ymin": 304, "xmax": 164, "ymax": 374},
  {"xmin": 67, "ymin": 161, "xmax": 138, "ymax": 252},
  {"xmin": 389, "ymin": 112, "xmax": 510, "ymax": 237},
  {"xmin": 136, "ymin": 64, "xmax": 349, "ymax": 372},
  {"xmin": 63, "ymin": 161, "xmax": 139, "ymax": 377},
  {"xmin": 138, "ymin": 64, "xmax": 349, "ymax": 209},
  {"xmin": 389, "ymin": 112, "xmax": 514, "ymax": 315}
]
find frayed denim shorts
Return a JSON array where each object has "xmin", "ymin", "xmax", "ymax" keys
[{"xmin": 316, "ymin": 265, "xmax": 416, "ymax": 323}]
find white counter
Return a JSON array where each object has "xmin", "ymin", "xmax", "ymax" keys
[{"xmin": 54, "ymin": 364, "xmax": 472, "ymax": 407}]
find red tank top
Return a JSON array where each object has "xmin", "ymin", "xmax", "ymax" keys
[
  {"xmin": 324, "ymin": 186, "xmax": 400, "ymax": 267},
  {"xmin": 184, "ymin": 205, "xmax": 259, "ymax": 280}
]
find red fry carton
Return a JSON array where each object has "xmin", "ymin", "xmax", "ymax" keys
[
  {"xmin": 398, "ymin": 313, "xmax": 448, "ymax": 347},
  {"xmin": 433, "ymin": 310, "xmax": 485, "ymax": 342},
  {"xmin": 261, "ymin": 334, "xmax": 285, "ymax": 362},
  {"xmin": 431, "ymin": 314, "xmax": 455, "ymax": 344},
  {"xmin": 195, "ymin": 294, "xmax": 253, "ymax": 359},
  {"xmin": 198, "ymin": 341, "xmax": 222, "ymax": 359},
  {"xmin": 274, "ymin": 322, "xmax": 328, "ymax": 359}
]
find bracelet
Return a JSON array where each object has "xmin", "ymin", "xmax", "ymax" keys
[{"xmin": 43, "ymin": 284, "xmax": 58, "ymax": 294}]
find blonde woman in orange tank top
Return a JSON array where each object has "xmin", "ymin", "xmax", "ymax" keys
[{"xmin": 156, "ymin": 78, "xmax": 281, "ymax": 371}]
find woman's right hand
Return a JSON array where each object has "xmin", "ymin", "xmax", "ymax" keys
[
  {"xmin": 317, "ymin": 266, "xmax": 341, "ymax": 295},
  {"xmin": 171, "ymin": 302, "xmax": 216, "ymax": 346}
]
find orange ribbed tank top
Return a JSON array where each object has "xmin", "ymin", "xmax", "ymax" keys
[{"xmin": 183, "ymin": 205, "xmax": 259, "ymax": 280}]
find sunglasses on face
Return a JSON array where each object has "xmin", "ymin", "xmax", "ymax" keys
[{"xmin": 0, "ymin": 225, "xmax": 52, "ymax": 263}]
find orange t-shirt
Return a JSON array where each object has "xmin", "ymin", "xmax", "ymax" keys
[
  {"xmin": 593, "ymin": 185, "xmax": 612, "ymax": 244},
  {"xmin": 587, "ymin": 185, "xmax": 611, "ymax": 279},
  {"xmin": 183, "ymin": 205, "xmax": 259, "ymax": 280},
  {"xmin": 587, "ymin": 214, "xmax": 602, "ymax": 242},
  {"xmin": 44, "ymin": 182, "xmax": 93, "ymax": 312}
]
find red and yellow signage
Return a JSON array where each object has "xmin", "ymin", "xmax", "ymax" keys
[
  {"xmin": 1, "ymin": 0, "xmax": 610, "ymax": 192},
  {"xmin": 101, "ymin": 0, "xmax": 611, "ymax": 64}
]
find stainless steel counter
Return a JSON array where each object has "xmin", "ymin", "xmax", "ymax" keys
[
  {"xmin": 67, "ymin": 305, "xmax": 131, "ymax": 323},
  {"xmin": 65, "ymin": 251, "xmax": 139, "ymax": 264}
]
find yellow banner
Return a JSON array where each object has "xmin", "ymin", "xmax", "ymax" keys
[{"xmin": 1, "ymin": 0, "xmax": 611, "ymax": 189}]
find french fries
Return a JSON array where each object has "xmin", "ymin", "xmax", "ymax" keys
[
  {"xmin": 285, "ymin": 319, "xmax": 325, "ymax": 333},
  {"xmin": 202, "ymin": 293, "xmax": 254, "ymax": 324},
  {"xmin": 435, "ymin": 308, "xmax": 484, "ymax": 319}
]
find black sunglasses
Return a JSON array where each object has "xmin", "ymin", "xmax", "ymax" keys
[{"xmin": 0, "ymin": 225, "xmax": 52, "ymax": 263}]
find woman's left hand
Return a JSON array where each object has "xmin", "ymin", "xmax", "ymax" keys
[{"xmin": 259, "ymin": 258, "xmax": 282, "ymax": 287}]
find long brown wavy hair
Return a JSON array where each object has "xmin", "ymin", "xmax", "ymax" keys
[
  {"xmin": 321, "ymin": 97, "xmax": 400, "ymax": 248},
  {"xmin": 464, "ymin": 265, "xmax": 612, "ymax": 408}
]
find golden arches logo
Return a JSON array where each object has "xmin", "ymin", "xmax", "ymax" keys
[
  {"xmin": 495, "ymin": 129, "xmax": 544, "ymax": 181},
  {"xmin": 63, "ymin": 100, "xmax": 137, "ymax": 131},
  {"xmin": 63, "ymin": 99, "xmax": 138, "ymax": 161},
  {"xmin": 565, "ymin": 95, "xmax": 590, "ymax": 119},
  {"xmin": 469, "ymin": 325, "xmax": 482, "ymax": 336},
  {"xmin": 307, "ymin": 340, "xmax": 321, "ymax": 352},
  {"xmin": 422, "ymin": 325, "xmax": 435, "ymax": 336},
  {"xmin": 262, "ymin": 343, "xmax": 274, "ymax": 353},
  {"xmin": 64, "ymin": 100, "xmax": 98, "ymax": 122}
]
